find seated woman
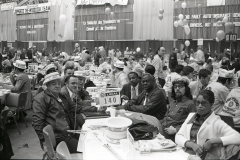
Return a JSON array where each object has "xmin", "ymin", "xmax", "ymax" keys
[
  {"xmin": 176, "ymin": 90, "xmax": 240, "ymax": 159},
  {"xmin": 159, "ymin": 77, "xmax": 196, "ymax": 141}
]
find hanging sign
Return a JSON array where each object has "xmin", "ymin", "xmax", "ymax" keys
[
  {"xmin": 13, "ymin": 3, "xmax": 50, "ymax": 14},
  {"xmin": 99, "ymin": 91, "xmax": 121, "ymax": 106},
  {"xmin": 77, "ymin": 0, "xmax": 128, "ymax": 6},
  {"xmin": 198, "ymin": 39, "xmax": 203, "ymax": 46},
  {"xmin": 1, "ymin": 2, "xmax": 16, "ymax": 11},
  {"xmin": 226, "ymin": 33, "xmax": 237, "ymax": 42}
]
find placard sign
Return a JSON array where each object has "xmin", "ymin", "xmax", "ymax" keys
[
  {"xmin": 86, "ymin": 87, "xmax": 98, "ymax": 96},
  {"xmin": 28, "ymin": 63, "xmax": 38, "ymax": 73},
  {"xmin": 99, "ymin": 91, "xmax": 121, "ymax": 106},
  {"xmin": 197, "ymin": 39, "xmax": 203, "ymax": 46},
  {"xmin": 91, "ymin": 76, "xmax": 102, "ymax": 81}
]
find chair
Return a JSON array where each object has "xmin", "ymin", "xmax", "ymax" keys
[
  {"xmin": 56, "ymin": 141, "xmax": 82, "ymax": 160},
  {"xmin": 43, "ymin": 125, "xmax": 56, "ymax": 160},
  {"xmin": 219, "ymin": 115, "xmax": 235, "ymax": 129},
  {"xmin": 5, "ymin": 92, "xmax": 28, "ymax": 135},
  {"xmin": 1, "ymin": 109, "xmax": 10, "ymax": 130}
]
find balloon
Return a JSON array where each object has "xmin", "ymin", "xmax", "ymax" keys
[
  {"xmin": 184, "ymin": 25, "xmax": 191, "ymax": 35},
  {"xmin": 222, "ymin": 16, "xmax": 228, "ymax": 23},
  {"xmin": 183, "ymin": 19, "xmax": 188, "ymax": 26},
  {"xmin": 185, "ymin": 40, "xmax": 190, "ymax": 46},
  {"xmin": 182, "ymin": 2, "xmax": 187, "ymax": 9},
  {"xmin": 72, "ymin": 0, "xmax": 76, "ymax": 6},
  {"xmin": 136, "ymin": 47, "xmax": 141, "ymax": 52},
  {"xmin": 178, "ymin": 20, "xmax": 183, "ymax": 26},
  {"xmin": 158, "ymin": 14, "xmax": 163, "ymax": 20},
  {"xmin": 59, "ymin": 14, "xmax": 67, "ymax": 25},
  {"xmin": 159, "ymin": 9, "xmax": 164, "ymax": 14},
  {"xmin": 216, "ymin": 30, "xmax": 225, "ymax": 41},
  {"xmin": 225, "ymin": 22, "xmax": 235, "ymax": 33},
  {"xmin": 216, "ymin": 37, "xmax": 219, "ymax": 42},
  {"xmin": 105, "ymin": 7, "xmax": 111, "ymax": 14},
  {"xmin": 174, "ymin": 21, "xmax": 179, "ymax": 27},
  {"xmin": 179, "ymin": 14, "xmax": 184, "ymax": 20}
]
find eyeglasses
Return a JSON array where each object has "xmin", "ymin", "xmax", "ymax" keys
[
  {"xmin": 195, "ymin": 100, "xmax": 209, "ymax": 106},
  {"xmin": 173, "ymin": 84, "xmax": 184, "ymax": 89}
]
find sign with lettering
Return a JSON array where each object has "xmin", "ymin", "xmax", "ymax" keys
[
  {"xmin": 13, "ymin": 3, "xmax": 50, "ymax": 14},
  {"xmin": 86, "ymin": 87, "xmax": 98, "ymax": 96},
  {"xmin": 77, "ymin": 0, "xmax": 128, "ymax": 6},
  {"xmin": 7, "ymin": 43, "xmax": 12, "ymax": 48},
  {"xmin": 26, "ymin": 63, "xmax": 38, "ymax": 73},
  {"xmin": 99, "ymin": 91, "xmax": 121, "ymax": 106},
  {"xmin": 198, "ymin": 39, "xmax": 203, "ymax": 46},
  {"xmin": 1, "ymin": 2, "xmax": 16, "ymax": 11},
  {"xmin": 226, "ymin": 33, "xmax": 237, "ymax": 42}
]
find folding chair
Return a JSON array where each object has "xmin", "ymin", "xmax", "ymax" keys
[
  {"xmin": 56, "ymin": 141, "xmax": 82, "ymax": 160},
  {"xmin": 6, "ymin": 92, "xmax": 28, "ymax": 135},
  {"xmin": 42, "ymin": 125, "xmax": 56, "ymax": 160}
]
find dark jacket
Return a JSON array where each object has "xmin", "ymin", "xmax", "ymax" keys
[
  {"xmin": 169, "ymin": 52, "xmax": 178, "ymax": 71},
  {"xmin": 124, "ymin": 88, "xmax": 167, "ymax": 120},
  {"xmin": 61, "ymin": 86, "xmax": 96, "ymax": 112},
  {"xmin": 120, "ymin": 83, "xmax": 144, "ymax": 100},
  {"xmin": 32, "ymin": 89, "xmax": 83, "ymax": 142}
]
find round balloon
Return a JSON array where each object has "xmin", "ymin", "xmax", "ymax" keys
[
  {"xmin": 158, "ymin": 14, "xmax": 163, "ymax": 20},
  {"xmin": 222, "ymin": 16, "xmax": 228, "ymax": 23},
  {"xmin": 185, "ymin": 40, "xmax": 190, "ymax": 46},
  {"xmin": 59, "ymin": 14, "xmax": 67, "ymax": 25},
  {"xmin": 225, "ymin": 22, "xmax": 235, "ymax": 33},
  {"xmin": 178, "ymin": 20, "xmax": 184, "ymax": 26},
  {"xmin": 159, "ymin": 9, "xmax": 164, "ymax": 14},
  {"xmin": 182, "ymin": 2, "xmax": 187, "ymax": 9},
  {"xmin": 216, "ymin": 37, "xmax": 219, "ymax": 42},
  {"xmin": 105, "ymin": 7, "xmax": 111, "ymax": 14},
  {"xmin": 136, "ymin": 47, "xmax": 141, "ymax": 52},
  {"xmin": 179, "ymin": 14, "xmax": 184, "ymax": 20},
  {"xmin": 183, "ymin": 19, "xmax": 188, "ymax": 26},
  {"xmin": 216, "ymin": 30, "xmax": 225, "ymax": 41},
  {"xmin": 174, "ymin": 21, "xmax": 179, "ymax": 27},
  {"xmin": 184, "ymin": 25, "xmax": 191, "ymax": 35}
]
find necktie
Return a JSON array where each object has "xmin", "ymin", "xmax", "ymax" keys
[
  {"xmin": 132, "ymin": 87, "xmax": 136, "ymax": 99},
  {"xmin": 143, "ymin": 93, "xmax": 148, "ymax": 105},
  {"xmin": 71, "ymin": 93, "xmax": 76, "ymax": 101}
]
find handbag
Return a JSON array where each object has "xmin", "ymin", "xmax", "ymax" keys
[{"xmin": 128, "ymin": 121, "xmax": 159, "ymax": 141}]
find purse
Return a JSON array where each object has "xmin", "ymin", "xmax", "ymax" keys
[{"xmin": 128, "ymin": 121, "xmax": 159, "ymax": 141}]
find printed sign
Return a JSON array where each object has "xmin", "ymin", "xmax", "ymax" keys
[
  {"xmin": 197, "ymin": 39, "xmax": 203, "ymax": 46},
  {"xmin": 13, "ymin": 3, "xmax": 50, "ymax": 14},
  {"xmin": 226, "ymin": 33, "xmax": 237, "ymax": 42},
  {"xmin": 86, "ymin": 87, "xmax": 98, "ymax": 96},
  {"xmin": 1, "ymin": 2, "xmax": 16, "ymax": 11},
  {"xmin": 77, "ymin": 0, "xmax": 128, "ymax": 6},
  {"xmin": 99, "ymin": 91, "xmax": 121, "ymax": 106},
  {"xmin": 27, "ymin": 63, "xmax": 38, "ymax": 73},
  {"xmin": 7, "ymin": 43, "xmax": 12, "ymax": 48}
]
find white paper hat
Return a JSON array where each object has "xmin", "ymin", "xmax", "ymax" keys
[
  {"xmin": 13, "ymin": 60, "xmax": 26, "ymax": 69},
  {"xmin": 114, "ymin": 60, "xmax": 124, "ymax": 69},
  {"xmin": 218, "ymin": 68, "xmax": 235, "ymax": 78},
  {"xmin": 43, "ymin": 72, "xmax": 61, "ymax": 85}
]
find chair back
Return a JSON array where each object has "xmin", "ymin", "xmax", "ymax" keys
[
  {"xmin": 56, "ymin": 141, "xmax": 71, "ymax": 160},
  {"xmin": 43, "ymin": 125, "xmax": 56, "ymax": 159},
  {"xmin": 18, "ymin": 92, "xmax": 28, "ymax": 110},
  {"xmin": 1, "ymin": 109, "xmax": 10, "ymax": 128},
  {"xmin": 219, "ymin": 115, "xmax": 235, "ymax": 129},
  {"xmin": 5, "ymin": 93, "xmax": 19, "ymax": 108}
]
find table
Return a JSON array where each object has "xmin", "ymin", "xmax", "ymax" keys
[{"xmin": 78, "ymin": 118, "xmax": 190, "ymax": 160}]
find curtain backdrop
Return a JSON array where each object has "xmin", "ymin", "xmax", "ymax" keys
[
  {"xmin": 0, "ymin": 6, "xmax": 16, "ymax": 42},
  {"xmin": 133, "ymin": 0, "xmax": 174, "ymax": 40}
]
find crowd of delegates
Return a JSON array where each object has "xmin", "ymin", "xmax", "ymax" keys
[{"xmin": 2, "ymin": 44, "xmax": 240, "ymax": 159}]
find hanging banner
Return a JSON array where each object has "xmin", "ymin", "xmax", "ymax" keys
[
  {"xmin": 207, "ymin": 0, "xmax": 225, "ymax": 6},
  {"xmin": 77, "ymin": 0, "xmax": 128, "ymax": 5},
  {"xmin": 1, "ymin": 2, "xmax": 16, "ymax": 11},
  {"xmin": 13, "ymin": 3, "xmax": 50, "ymax": 14}
]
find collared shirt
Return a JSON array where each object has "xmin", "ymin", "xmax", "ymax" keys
[
  {"xmin": 66, "ymin": 87, "xmax": 75, "ymax": 100},
  {"xmin": 131, "ymin": 84, "xmax": 139, "ymax": 99},
  {"xmin": 111, "ymin": 71, "xmax": 129, "ymax": 89},
  {"xmin": 161, "ymin": 97, "xmax": 196, "ymax": 131},
  {"xmin": 152, "ymin": 54, "xmax": 165, "ymax": 83}
]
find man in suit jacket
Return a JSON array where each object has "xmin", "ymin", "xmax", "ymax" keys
[
  {"xmin": 118, "ymin": 73, "xmax": 167, "ymax": 120},
  {"xmin": 121, "ymin": 72, "xmax": 143, "ymax": 100}
]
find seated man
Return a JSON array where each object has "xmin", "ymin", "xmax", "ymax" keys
[
  {"xmin": 0, "ymin": 60, "xmax": 32, "ymax": 109},
  {"xmin": 33, "ymin": 72, "xmax": 107, "ymax": 153},
  {"xmin": 61, "ymin": 66, "xmax": 75, "ymax": 87},
  {"xmin": 74, "ymin": 71, "xmax": 91, "ymax": 101},
  {"xmin": 121, "ymin": 72, "xmax": 143, "ymax": 100},
  {"xmin": 117, "ymin": 73, "xmax": 167, "ymax": 120}
]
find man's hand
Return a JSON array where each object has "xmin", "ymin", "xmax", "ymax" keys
[
  {"xmin": 164, "ymin": 126, "xmax": 177, "ymax": 135},
  {"xmin": 191, "ymin": 143, "xmax": 203, "ymax": 156},
  {"xmin": 203, "ymin": 139, "xmax": 213, "ymax": 152}
]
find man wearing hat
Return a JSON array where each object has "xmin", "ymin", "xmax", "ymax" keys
[
  {"xmin": 74, "ymin": 71, "xmax": 92, "ymax": 100},
  {"xmin": 33, "ymin": 72, "xmax": 84, "ymax": 153},
  {"xmin": 205, "ymin": 68, "xmax": 234, "ymax": 114},
  {"xmin": 0, "ymin": 60, "xmax": 32, "ymax": 109},
  {"xmin": 74, "ymin": 56, "xmax": 85, "ymax": 71},
  {"xmin": 99, "ymin": 57, "xmax": 112, "ymax": 73},
  {"xmin": 111, "ymin": 60, "xmax": 129, "ymax": 89}
]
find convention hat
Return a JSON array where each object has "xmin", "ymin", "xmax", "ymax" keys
[
  {"xmin": 13, "ymin": 60, "xmax": 26, "ymax": 70},
  {"xmin": 218, "ymin": 68, "xmax": 235, "ymax": 78},
  {"xmin": 114, "ymin": 60, "xmax": 124, "ymax": 69},
  {"xmin": 172, "ymin": 76, "xmax": 190, "ymax": 85},
  {"xmin": 74, "ymin": 71, "xmax": 86, "ymax": 79},
  {"xmin": 43, "ymin": 72, "xmax": 61, "ymax": 85}
]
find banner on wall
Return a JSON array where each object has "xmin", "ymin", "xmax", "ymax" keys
[
  {"xmin": 77, "ymin": 0, "xmax": 128, "ymax": 5},
  {"xmin": 207, "ymin": 0, "xmax": 225, "ymax": 6},
  {"xmin": 13, "ymin": 3, "xmax": 50, "ymax": 14},
  {"xmin": 1, "ymin": 2, "xmax": 16, "ymax": 11},
  {"xmin": 17, "ymin": 19, "xmax": 48, "ymax": 41}
]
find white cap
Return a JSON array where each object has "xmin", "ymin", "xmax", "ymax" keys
[
  {"xmin": 13, "ymin": 60, "xmax": 26, "ymax": 69},
  {"xmin": 114, "ymin": 61, "xmax": 124, "ymax": 69}
]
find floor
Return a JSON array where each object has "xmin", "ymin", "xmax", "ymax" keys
[{"xmin": 6, "ymin": 109, "xmax": 45, "ymax": 159}]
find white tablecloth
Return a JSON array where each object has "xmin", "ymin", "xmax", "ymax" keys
[{"xmin": 78, "ymin": 118, "xmax": 190, "ymax": 160}]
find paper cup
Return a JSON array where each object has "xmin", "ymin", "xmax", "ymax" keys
[{"xmin": 110, "ymin": 108, "xmax": 116, "ymax": 117}]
